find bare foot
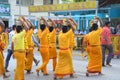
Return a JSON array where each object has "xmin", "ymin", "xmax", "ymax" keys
[
  {"xmin": 70, "ymin": 74, "xmax": 77, "ymax": 78},
  {"xmin": 54, "ymin": 77, "xmax": 57, "ymax": 80},
  {"xmin": 5, "ymin": 69, "xmax": 10, "ymax": 72},
  {"xmin": 43, "ymin": 73, "xmax": 49, "ymax": 76},
  {"xmin": 36, "ymin": 70, "xmax": 39, "ymax": 76},
  {"xmin": 98, "ymin": 72, "xmax": 104, "ymax": 76},
  {"xmin": 26, "ymin": 71, "xmax": 33, "ymax": 74},
  {"xmin": 3, "ymin": 74, "xmax": 10, "ymax": 78},
  {"xmin": 86, "ymin": 72, "xmax": 89, "ymax": 77},
  {"xmin": 41, "ymin": 70, "xmax": 44, "ymax": 73},
  {"xmin": 59, "ymin": 76, "xmax": 63, "ymax": 80}
]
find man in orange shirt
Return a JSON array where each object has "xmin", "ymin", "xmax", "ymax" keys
[
  {"xmin": 36, "ymin": 17, "xmax": 49, "ymax": 76},
  {"xmin": 24, "ymin": 20, "xmax": 35, "ymax": 74},
  {"xmin": 83, "ymin": 17, "xmax": 102, "ymax": 76},
  {"xmin": 68, "ymin": 18, "xmax": 77, "ymax": 54},
  {"xmin": 86, "ymin": 23, "xmax": 102, "ymax": 76},
  {"xmin": 84, "ymin": 17, "xmax": 103, "ymax": 76},
  {"xmin": 54, "ymin": 19, "xmax": 76, "ymax": 80},
  {"xmin": 47, "ymin": 19, "xmax": 57, "ymax": 71}
]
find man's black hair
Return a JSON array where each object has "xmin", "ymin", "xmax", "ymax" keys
[
  {"xmin": 12, "ymin": 25, "xmax": 16, "ymax": 30},
  {"xmin": 16, "ymin": 25, "xmax": 23, "ymax": 33},
  {"xmin": 91, "ymin": 23, "xmax": 98, "ymax": 31},
  {"xmin": 29, "ymin": 26, "xmax": 35, "ymax": 30},
  {"xmin": 105, "ymin": 21, "xmax": 110, "ymax": 26}
]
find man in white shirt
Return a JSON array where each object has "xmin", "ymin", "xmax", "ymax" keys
[{"xmin": 5, "ymin": 25, "xmax": 16, "ymax": 72}]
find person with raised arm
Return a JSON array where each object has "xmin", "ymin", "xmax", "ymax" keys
[
  {"xmin": 67, "ymin": 18, "xmax": 77, "ymax": 54},
  {"xmin": 84, "ymin": 17, "xmax": 103, "ymax": 76},
  {"xmin": 12, "ymin": 16, "xmax": 29, "ymax": 80},
  {"xmin": 24, "ymin": 19, "xmax": 36, "ymax": 74},
  {"xmin": 36, "ymin": 17, "xmax": 49, "ymax": 76},
  {"xmin": 47, "ymin": 18, "xmax": 57, "ymax": 71},
  {"xmin": 54, "ymin": 18, "xmax": 76, "ymax": 80}
]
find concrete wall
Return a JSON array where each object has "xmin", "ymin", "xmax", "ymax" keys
[
  {"xmin": 34, "ymin": 0, "xmax": 43, "ymax": 5},
  {"xmin": 9, "ymin": 0, "xmax": 30, "ymax": 26},
  {"xmin": 53, "ymin": 0, "xmax": 59, "ymax": 4},
  {"xmin": 9, "ymin": 0, "xmax": 42, "ymax": 26}
]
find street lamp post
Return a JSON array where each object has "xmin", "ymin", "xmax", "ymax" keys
[
  {"xmin": 95, "ymin": 0, "xmax": 99, "ymax": 16},
  {"xmin": 19, "ymin": 0, "xmax": 21, "ymax": 15}
]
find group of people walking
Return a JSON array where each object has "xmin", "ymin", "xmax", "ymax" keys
[{"xmin": 0, "ymin": 16, "xmax": 113, "ymax": 80}]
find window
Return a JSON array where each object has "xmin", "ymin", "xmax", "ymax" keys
[
  {"xmin": 61, "ymin": 0, "xmax": 86, "ymax": 3},
  {"xmin": 43, "ymin": 0, "xmax": 53, "ymax": 5},
  {"xmin": 50, "ymin": 0, "xmax": 53, "ymax": 4},
  {"xmin": 16, "ymin": 0, "xmax": 34, "ymax": 6},
  {"xmin": 30, "ymin": 0, "xmax": 34, "ymax": 5},
  {"xmin": 0, "ymin": 0, "xmax": 9, "ymax": 3},
  {"xmin": 16, "ymin": 0, "xmax": 20, "ymax": 4},
  {"xmin": 73, "ymin": 0, "xmax": 86, "ymax": 2}
]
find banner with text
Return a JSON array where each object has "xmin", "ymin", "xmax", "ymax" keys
[
  {"xmin": 29, "ymin": 1, "xmax": 96, "ymax": 12},
  {"xmin": 0, "ymin": 4, "xmax": 10, "ymax": 16}
]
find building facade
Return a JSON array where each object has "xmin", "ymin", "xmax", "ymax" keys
[{"xmin": 0, "ymin": 0, "xmax": 59, "ymax": 28}]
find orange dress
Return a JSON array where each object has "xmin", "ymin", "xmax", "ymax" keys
[
  {"xmin": 37, "ymin": 27, "xmax": 49, "ymax": 74},
  {"xmin": 83, "ymin": 34, "xmax": 90, "ymax": 59},
  {"xmin": 54, "ymin": 29, "xmax": 73, "ymax": 77},
  {"xmin": 69, "ymin": 26, "xmax": 76, "ymax": 53},
  {"xmin": 0, "ymin": 35, "xmax": 5, "ymax": 75},
  {"xmin": 49, "ymin": 29, "xmax": 57, "ymax": 59},
  {"xmin": 25, "ymin": 29, "xmax": 34, "ymax": 70},
  {"xmin": 69, "ymin": 32, "xmax": 75, "ymax": 53},
  {"xmin": 1, "ymin": 32, "xmax": 8, "ymax": 48},
  {"xmin": 48, "ymin": 29, "xmax": 57, "ymax": 71},
  {"xmin": 87, "ymin": 28, "xmax": 102, "ymax": 73}
]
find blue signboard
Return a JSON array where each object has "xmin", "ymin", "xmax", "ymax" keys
[
  {"xmin": 110, "ymin": 7, "xmax": 120, "ymax": 18},
  {"xmin": 0, "ymin": 4, "xmax": 10, "ymax": 16}
]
